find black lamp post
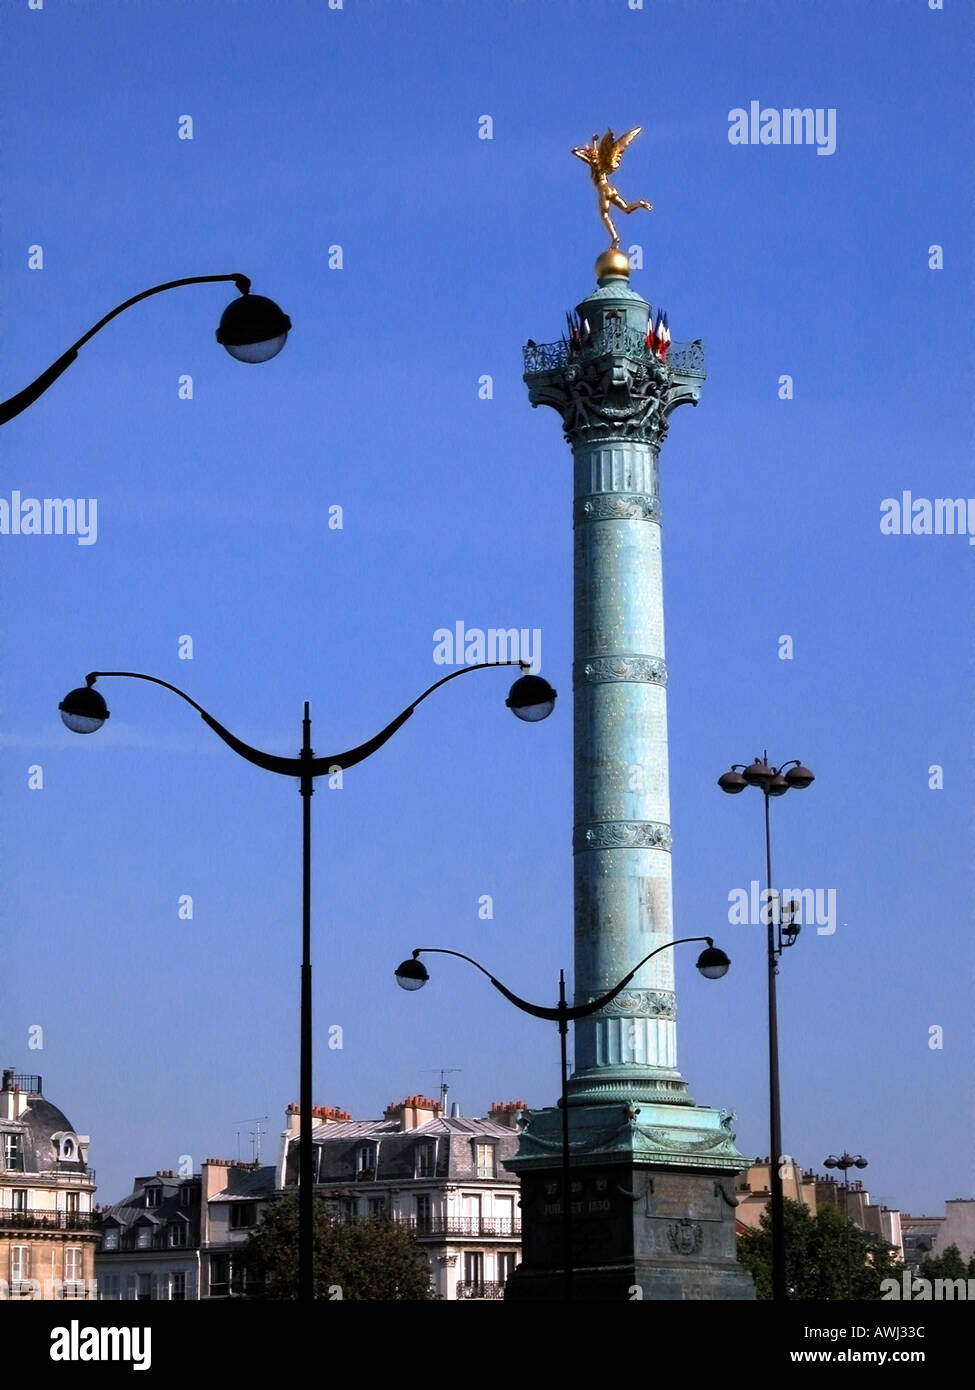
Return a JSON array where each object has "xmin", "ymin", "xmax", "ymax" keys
[
  {"xmin": 824, "ymin": 1152, "xmax": 868, "ymax": 1299},
  {"xmin": 1, "ymin": 273, "xmax": 291, "ymax": 425},
  {"xmin": 394, "ymin": 936, "xmax": 731, "ymax": 1301},
  {"xmin": 717, "ymin": 751, "xmax": 814, "ymax": 1302},
  {"xmin": 60, "ymin": 660, "xmax": 556, "ymax": 1302}
]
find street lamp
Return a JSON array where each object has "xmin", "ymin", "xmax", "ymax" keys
[
  {"xmin": 717, "ymin": 751, "xmax": 814, "ymax": 1302},
  {"xmin": 1, "ymin": 273, "xmax": 290, "ymax": 425},
  {"xmin": 824, "ymin": 1152, "xmax": 868, "ymax": 1299},
  {"xmin": 60, "ymin": 660, "xmax": 556, "ymax": 1301},
  {"xmin": 394, "ymin": 936, "xmax": 730, "ymax": 1301}
]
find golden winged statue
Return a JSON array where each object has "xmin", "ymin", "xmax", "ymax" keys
[{"xmin": 572, "ymin": 126, "xmax": 653, "ymax": 247}]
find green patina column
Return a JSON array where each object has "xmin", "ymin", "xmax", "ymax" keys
[{"xmin": 504, "ymin": 201, "xmax": 754, "ymax": 1298}]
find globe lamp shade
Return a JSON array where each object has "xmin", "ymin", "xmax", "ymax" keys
[
  {"xmin": 785, "ymin": 764, "xmax": 815, "ymax": 790},
  {"xmin": 506, "ymin": 674, "xmax": 557, "ymax": 722},
  {"xmin": 717, "ymin": 770, "xmax": 747, "ymax": 794},
  {"xmin": 216, "ymin": 293, "xmax": 291, "ymax": 363},
  {"xmin": 696, "ymin": 946, "xmax": 730, "ymax": 980},
  {"xmin": 59, "ymin": 686, "xmax": 110, "ymax": 734},
  {"xmin": 741, "ymin": 759, "xmax": 774, "ymax": 788},
  {"xmin": 394, "ymin": 957, "xmax": 429, "ymax": 991}
]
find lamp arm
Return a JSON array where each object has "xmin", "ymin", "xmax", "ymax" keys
[
  {"xmin": 305, "ymin": 660, "xmax": 528, "ymax": 775},
  {"xmin": 0, "ymin": 274, "xmax": 249, "ymax": 427},
  {"xmin": 410, "ymin": 947, "xmax": 567, "ymax": 1022},
  {"xmin": 412, "ymin": 935, "xmax": 715, "ymax": 1026},
  {"xmin": 84, "ymin": 658, "xmax": 527, "ymax": 780},
  {"xmin": 566, "ymin": 936, "xmax": 717, "ymax": 1020},
  {"xmin": 86, "ymin": 670, "xmax": 302, "ymax": 776}
]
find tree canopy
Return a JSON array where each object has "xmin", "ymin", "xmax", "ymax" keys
[
  {"xmin": 243, "ymin": 1193, "xmax": 438, "ymax": 1300},
  {"xmin": 738, "ymin": 1198, "xmax": 905, "ymax": 1300}
]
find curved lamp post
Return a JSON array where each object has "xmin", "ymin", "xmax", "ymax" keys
[
  {"xmin": 824, "ymin": 1152, "xmax": 868, "ymax": 1298},
  {"xmin": 717, "ymin": 751, "xmax": 814, "ymax": 1302},
  {"xmin": 394, "ymin": 936, "xmax": 730, "ymax": 1301},
  {"xmin": 1, "ymin": 273, "xmax": 291, "ymax": 426},
  {"xmin": 60, "ymin": 661, "xmax": 556, "ymax": 1301}
]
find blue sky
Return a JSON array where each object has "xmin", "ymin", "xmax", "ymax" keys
[{"xmin": 0, "ymin": 0, "xmax": 971, "ymax": 1223}]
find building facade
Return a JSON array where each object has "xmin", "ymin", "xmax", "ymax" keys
[
  {"xmin": 278, "ymin": 1095, "xmax": 524, "ymax": 1300},
  {"xmin": 96, "ymin": 1159, "xmax": 275, "ymax": 1300},
  {"xmin": 0, "ymin": 1070, "xmax": 98, "ymax": 1299}
]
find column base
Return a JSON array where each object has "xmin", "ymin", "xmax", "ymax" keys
[{"xmin": 504, "ymin": 1099, "xmax": 755, "ymax": 1301}]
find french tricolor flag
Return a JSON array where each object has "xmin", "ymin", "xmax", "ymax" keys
[
  {"xmin": 645, "ymin": 311, "xmax": 657, "ymax": 354},
  {"xmin": 657, "ymin": 311, "xmax": 671, "ymax": 363}
]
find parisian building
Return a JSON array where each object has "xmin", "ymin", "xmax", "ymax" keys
[
  {"xmin": 0, "ymin": 1069, "xmax": 98, "ymax": 1299},
  {"xmin": 96, "ymin": 1159, "xmax": 274, "ymax": 1300},
  {"xmin": 277, "ymin": 1094, "xmax": 525, "ymax": 1299}
]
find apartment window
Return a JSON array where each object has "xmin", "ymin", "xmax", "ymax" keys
[
  {"xmin": 2, "ymin": 1133, "xmax": 23, "ymax": 1171},
  {"xmin": 415, "ymin": 1193, "xmax": 432, "ymax": 1234},
  {"xmin": 144, "ymin": 1187, "xmax": 161, "ymax": 1208},
  {"xmin": 474, "ymin": 1142, "xmax": 496, "ymax": 1178},
  {"xmin": 170, "ymin": 1272, "xmax": 186, "ymax": 1302},
  {"xmin": 367, "ymin": 1197, "xmax": 385, "ymax": 1218},
  {"xmin": 136, "ymin": 1227, "xmax": 152, "ymax": 1249},
  {"xmin": 230, "ymin": 1203, "xmax": 255, "ymax": 1230},
  {"xmin": 415, "ymin": 1142, "xmax": 436, "ymax": 1178},
  {"xmin": 65, "ymin": 1192, "xmax": 80, "ymax": 1214},
  {"xmin": 210, "ymin": 1254, "xmax": 230, "ymax": 1298},
  {"xmin": 355, "ymin": 1143, "xmax": 377, "ymax": 1177},
  {"xmin": 99, "ymin": 1273, "xmax": 121, "ymax": 1300},
  {"xmin": 167, "ymin": 1222, "xmax": 188, "ymax": 1248},
  {"xmin": 498, "ymin": 1251, "xmax": 518, "ymax": 1285},
  {"xmin": 10, "ymin": 1246, "xmax": 29, "ymax": 1282},
  {"xmin": 11, "ymin": 1188, "xmax": 27, "ymax": 1213},
  {"xmin": 101, "ymin": 1228, "xmax": 119, "ymax": 1251},
  {"xmin": 137, "ymin": 1273, "xmax": 151, "ymax": 1302},
  {"xmin": 464, "ymin": 1251, "xmax": 484, "ymax": 1294}
]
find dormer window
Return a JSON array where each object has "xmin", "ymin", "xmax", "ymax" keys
[
  {"xmin": 474, "ymin": 1142, "xmax": 497, "ymax": 1179},
  {"xmin": 145, "ymin": 1187, "xmax": 162, "ymax": 1209},
  {"xmin": 2, "ymin": 1133, "xmax": 22, "ymax": 1171},
  {"xmin": 355, "ymin": 1143, "xmax": 377, "ymax": 1179},
  {"xmin": 415, "ymin": 1141, "xmax": 436, "ymax": 1179},
  {"xmin": 101, "ymin": 1228, "xmax": 119, "ymax": 1252}
]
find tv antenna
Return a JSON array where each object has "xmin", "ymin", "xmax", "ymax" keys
[
  {"xmin": 423, "ymin": 1068, "xmax": 461, "ymax": 1114},
  {"xmin": 233, "ymin": 1115, "xmax": 270, "ymax": 1163}
]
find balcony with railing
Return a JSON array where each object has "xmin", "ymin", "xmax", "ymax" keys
[
  {"xmin": 397, "ymin": 1216, "xmax": 520, "ymax": 1239},
  {"xmin": 0, "ymin": 1208, "xmax": 97, "ymax": 1232},
  {"xmin": 456, "ymin": 1280, "xmax": 505, "ymax": 1300},
  {"xmin": 523, "ymin": 324, "xmax": 705, "ymax": 379}
]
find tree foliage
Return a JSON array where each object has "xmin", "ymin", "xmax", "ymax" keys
[
  {"xmin": 919, "ymin": 1243, "xmax": 975, "ymax": 1282},
  {"xmin": 243, "ymin": 1193, "xmax": 437, "ymax": 1300},
  {"xmin": 738, "ymin": 1197, "xmax": 905, "ymax": 1300}
]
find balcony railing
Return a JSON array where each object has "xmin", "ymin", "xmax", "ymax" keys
[
  {"xmin": 398, "ymin": 1217, "xmax": 520, "ymax": 1239},
  {"xmin": 0, "ymin": 1208, "xmax": 96, "ymax": 1232},
  {"xmin": 523, "ymin": 326, "xmax": 706, "ymax": 379},
  {"xmin": 456, "ymin": 1280, "xmax": 505, "ymax": 1300}
]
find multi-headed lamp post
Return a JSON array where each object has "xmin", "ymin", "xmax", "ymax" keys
[
  {"xmin": 394, "ymin": 936, "xmax": 731, "ymax": 1301},
  {"xmin": 59, "ymin": 662, "xmax": 556, "ymax": 1301},
  {"xmin": 824, "ymin": 1151, "xmax": 869, "ymax": 1299},
  {"xmin": 717, "ymin": 753, "xmax": 814, "ymax": 1302},
  {"xmin": 1, "ymin": 273, "xmax": 291, "ymax": 425}
]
